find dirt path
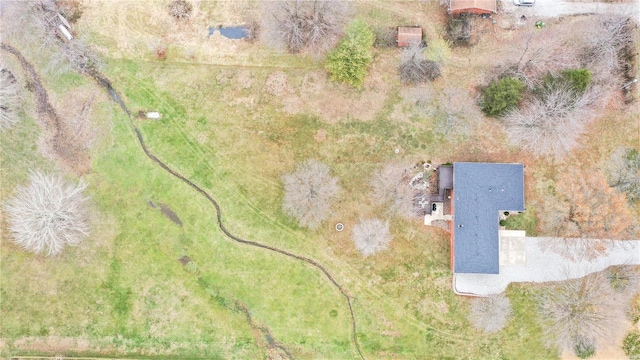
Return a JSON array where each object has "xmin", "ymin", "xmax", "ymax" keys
[
  {"xmin": 0, "ymin": 43, "xmax": 91, "ymax": 175},
  {"xmin": 87, "ymin": 61, "xmax": 366, "ymax": 360}
]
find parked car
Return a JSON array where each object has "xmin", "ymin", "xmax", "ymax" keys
[{"xmin": 514, "ymin": 0, "xmax": 535, "ymax": 6}]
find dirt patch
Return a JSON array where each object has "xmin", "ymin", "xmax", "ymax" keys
[
  {"xmin": 147, "ymin": 200, "xmax": 184, "ymax": 226},
  {"xmin": 264, "ymin": 71, "xmax": 291, "ymax": 96},
  {"xmin": 431, "ymin": 220, "xmax": 451, "ymax": 233},
  {"xmin": 314, "ymin": 129, "xmax": 327, "ymax": 143},
  {"xmin": 236, "ymin": 69, "xmax": 255, "ymax": 89},
  {"xmin": 1, "ymin": 44, "xmax": 92, "ymax": 175},
  {"xmin": 159, "ymin": 203, "xmax": 183, "ymax": 227},
  {"xmin": 11, "ymin": 336, "xmax": 95, "ymax": 354},
  {"xmin": 179, "ymin": 255, "xmax": 191, "ymax": 265}
]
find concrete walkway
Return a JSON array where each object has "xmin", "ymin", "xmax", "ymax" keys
[{"xmin": 454, "ymin": 237, "xmax": 640, "ymax": 296}]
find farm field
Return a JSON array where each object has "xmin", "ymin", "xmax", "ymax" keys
[{"xmin": 1, "ymin": 1, "xmax": 639, "ymax": 359}]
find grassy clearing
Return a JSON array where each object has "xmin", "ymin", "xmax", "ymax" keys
[
  {"xmin": 93, "ymin": 53, "xmax": 554, "ymax": 357},
  {"xmin": 505, "ymin": 210, "xmax": 538, "ymax": 237}
]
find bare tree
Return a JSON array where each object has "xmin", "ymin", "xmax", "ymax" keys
[
  {"xmin": 504, "ymin": 84, "xmax": 598, "ymax": 157},
  {"xmin": 581, "ymin": 16, "xmax": 635, "ymax": 81},
  {"xmin": 435, "ymin": 86, "xmax": 478, "ymax": 137},
  {"xmin": 282, "ymin": 160, "xmax": 339, "ymax": 229},
  {"xmin": 29, "ymin": 0, "xmax": 101, "ymax": 75},
  {"xmin": 506, "ymin": 30, "xmax": 581, "ymax": 90},
  {"xmin": 538, "ymin": 170, "xmax": 634, "ymax": 262},
  {"xmin": 371, "ymin": 162, "xmax": 416, "ymax": 219},
  {"xmin": 468, "ymin": 293, "xmax": 513, "ymax": 333},
  {"xmin": 401, "ymin": 85, "xmax": 434, "ymax": 112},
  {"xmin": 605, "ymin": 147, "xmax": 640, "ymax": 203},
  {"xmin": 537, "ymin": 270, "xmax": 627, "ymax": 356},
  {"xmin": 261, "ymin": 0, "xmax": 351, "ymax": 54},
  {"xmin": 168, "ymin": 0, "xmax": 193, "ymax": 20},
  {"xmin": 399, "ymin": 43, "xmax": 441, "ymax": 84},
  {"xmin": 445, "ymin": 16, "xmax": 471, "ymax": 45},
  {"xmin": 352, "ymin": 218, "xmax": 391, "ymax": 256},
  {"xmin": 0, "ymin": 65, "xmax": 22, "ymax": 131},
  {"xmin": 4, "ymin": 172, "xmax": 90, "ymax": 256}
]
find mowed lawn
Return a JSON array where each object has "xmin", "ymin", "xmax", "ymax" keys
[{"xmin": 6, "ymin": 1, "xmax": 624, "ymax": 358}]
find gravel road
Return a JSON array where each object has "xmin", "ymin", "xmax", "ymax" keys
[{"xmin": 501, "ymin": 0, "xmax": 639, "ymax": 18}]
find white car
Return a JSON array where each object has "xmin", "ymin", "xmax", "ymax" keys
[{"xmin": 514, "ymin": 0, "xmax": 535, "ymax": 6}]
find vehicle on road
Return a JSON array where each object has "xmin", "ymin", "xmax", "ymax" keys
[{"xmin": 514, "ymin": 0, "xmax": 535, "ymax": 6}]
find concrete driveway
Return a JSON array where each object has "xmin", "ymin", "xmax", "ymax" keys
[
  {"xmin": 501, "ymin": 0, "xmax": 639, "ymax": 18},
  {"xmin": 454, "ymin": 237, "xmax": 640, "ymax": 296}
]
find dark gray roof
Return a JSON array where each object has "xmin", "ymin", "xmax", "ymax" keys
[{"xmin": 453, "ymin": 162, "xmax": 525, "ymax": 274}]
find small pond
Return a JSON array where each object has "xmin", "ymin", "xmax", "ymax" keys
[{"xmin": 209, "ymin": 26, "xmax": 248, "ymax": 39}]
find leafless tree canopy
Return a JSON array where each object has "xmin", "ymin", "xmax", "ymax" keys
[
  {"xmin": 371, "ymin": 162, "xmax": 415, "ymax": 219},
  {"xmin": 0, "ymin": 65, "xmax": 22, "ymax": 131},
  {"xmin": 352, "ymin": 218, "xmax": 391, "ymax": 256},
  {"xmin": 538, "ymin": 170, "xmax": 634, "ymax": 262},
  {"xmin": 468, "ymin": 293, "xmax": 512, "ymax": 333},
  {"xmin": 399, "ymin": 44, "xmax": 441, "ymax": 84},
  {"xmin": 606, "ymin": 147, "xmax": 640, "ymax": 203},
  {"xmin": 29, "ymin": 0, "xmax": 101, "ymax": 74},
  {"xmin": 261, "ymin": 0, "xmax": 351, "ymax": 54},
  {"xmin": 282, "ymin": 160, "xmax": 339, "ymax": 229},
  {"xmin": 581, "ymin": 16, "xmax": 635, "ymax": 82},
  {"xmin": 435, "ymin": 86, "xmax": 478, "ymax": 137},
  {"xmin": 504, "ymin": 84, "xmax": 597, "ymax": 157},
  {"xmin": 168, "ymin": 0, "xmax": 193, "ymax": 20},
  {"xmin": 537, "ymin": 270, "xmax": 630, "ymax": 354},
  {"xmin": 5, "ymin": 172, "xmax": 90, "ymax": 256}
]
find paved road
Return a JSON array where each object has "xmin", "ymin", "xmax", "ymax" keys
[
  {"xmin": 501, "ymin": 0, "xmax": 639, "ymax": 18},
  {"xmin": 454, "ymin": 237, "xmax": 640, "ymax": 296}
]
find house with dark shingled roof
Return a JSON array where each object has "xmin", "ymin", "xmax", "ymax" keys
[{"xmin": 429, "ymin": 163, "xmax": 525, "ymax": 274}]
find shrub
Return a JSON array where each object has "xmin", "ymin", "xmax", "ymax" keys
[
  {"xmin": 607, "ymin": 265, "xmax": 638, "ymax": 292},
  {"xmin": 468, "ymin": 293, "xmax": 512, "ymax": 333},
  {"xmin": 373, "ymin": 26, "xmax": 397, "ymax": 48},
  {"xmin": 352, "ymin": 218, "xmax": 392, "ymax": 256},
  {"xmin": 446, "ymin": 16, "xmax": 471, "ymax": 45},
  {"xmin": 561, "ymin": 69, "xmax": 591, "ymax": 93},
  {"xmin": 481, "ymin": 77, "xmax": 525, "ymax": 116},
  {"xmin": 623, "ymin": 331, "xmax": 640, "ymax": 360},
  {"xmin": 399, "ymin": 44, "xmax": 441, "ymax": 84},
  {"xmin": 5, "ymin": 172, "xmax": 90, "ymax": 256},
  {"xmin": 282, "ymin": 160, "xmax": 340, "ymax": 229},
  {"xmin": 606, "ymin": 147, "xmax": 640, "ymax": 203},
  {"xmin": 574, "ymin": 336, "xmax": 596, "ymax": 359},
  {"xmin": 325, "ymin": 19, "xmax": 375, "ymax": 88},
  {"xmin": 168, "ymin": 0, "xmax": 192, "ymax": 20}
]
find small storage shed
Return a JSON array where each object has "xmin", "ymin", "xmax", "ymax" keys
[
  {"xmin": 397, "ymin": 27, "xmax": 422, "ymax": 47},
  {"xmin": 448, "ymin": 0, "xmax": 497, "ymax": 15}
]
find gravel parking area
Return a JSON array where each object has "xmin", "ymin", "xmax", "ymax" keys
[{"xmin": 454, "ymin": 237, "xmax": 640, "ymax": 296}]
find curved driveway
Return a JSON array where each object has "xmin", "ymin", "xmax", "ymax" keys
[{"xmin": 454, "ymin": 237, "xmax": 640, "ymax": 296}]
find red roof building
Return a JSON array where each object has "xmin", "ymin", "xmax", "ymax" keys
[
  {"xmin": 448, "ymin": 0, "xmax": 497, "ymax": 15},
  {"xmin": 397, "ymin": 27, "xmax": 422, "ymax": 47}
]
